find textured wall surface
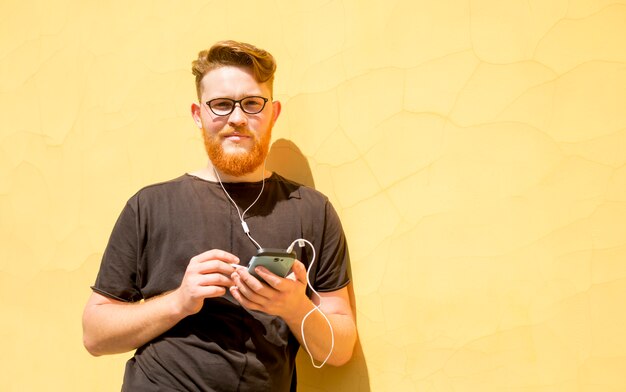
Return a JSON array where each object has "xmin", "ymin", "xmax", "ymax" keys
[{"xmin": 1, "ymin": 1, "xmax": 626, "ymax": 391}]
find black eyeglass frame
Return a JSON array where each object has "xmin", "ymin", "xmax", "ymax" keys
[{"xmin": 204, "ymin": 96, "xmax": 270, "ymax": 116}]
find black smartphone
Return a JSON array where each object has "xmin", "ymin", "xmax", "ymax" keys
[{"xmin": 247, "ymin": 248, "xmax": 296, "ymax": 282}]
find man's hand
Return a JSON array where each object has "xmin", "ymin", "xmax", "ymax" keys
[
  {"xmin": 229, "ymin": 259, "xmax": 309, "ymax": 319},
  {"xmin": 82, "ymin": 249, "xmax": 240, "ymax": 356},
  {"xmin": 174, "ymin": 249, "xmax": 241, "ymax": 316},
  {"xmin": 229, "ymin": 260, "xmax": 357, "ymax": 366}
]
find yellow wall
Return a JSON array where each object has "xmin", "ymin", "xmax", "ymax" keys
[{"xmin": 2, "ymin": 1, "xmax": 626, "ymax": 391}]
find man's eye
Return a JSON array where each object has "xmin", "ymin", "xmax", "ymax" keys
[
  {"xmin": 212, "ymin": 101, "xmax": 232, "ymax": 109},
  {"xmin": 244, "ymin": 101, "xmax": 262, "ymax": 109}
]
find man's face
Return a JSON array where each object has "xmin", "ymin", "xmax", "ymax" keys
[{"xmin": 191, "ymin": 66, "xmax": 280, "ymax": 177}]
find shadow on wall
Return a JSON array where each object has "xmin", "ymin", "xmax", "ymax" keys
[
  {"xmin": 267, "ymin": 139, "xmax": 371, "ymax": 392},
  {"xmin": 266, "ymin": 138, "xmax": 316, "ymax": 188}
]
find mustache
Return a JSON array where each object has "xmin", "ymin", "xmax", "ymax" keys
[{"xmin": 218, "ymin": 128, "xmax": 254, "ymax": 138}]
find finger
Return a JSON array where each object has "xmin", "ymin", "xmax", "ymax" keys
[
  {"xmin": 254, "ymin": 266, "xmax": 284, "ymax": 289},
  {"xmin": 234, "ymin": 268, "xmax": 266, "ymax": 291},
  {"xmin": 190, "ymin": 249, "xmax": 240, "ymax": 265},
  {"xmin": 199, "ymin": 286, "xmax": 228, "ymax": 298},
  {"xmin": 229, "ymin": 286, "xmax": 261, "ymax": 311},
  {"xmin": 192, "ymin": 260, "xmax": 242, "ymax": 275},
  {"xmin": 291, "ymin": 259, "xmax": 308, "ymax": 284},
  {"xmin": 232, "ymin": 272, "xmax": 269, "ymax": 303},
  {"xmin": 195, "ymin": 273, "xmax": 235, "ymax": 288}
]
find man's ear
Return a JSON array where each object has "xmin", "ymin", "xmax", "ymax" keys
[
  {"xmin": 271, "ymin": 101, "xmax": 282, "ymax": 126},
  {"xmin": 191, "ymin": 102, "xmax": 203, "ymax": 128}
]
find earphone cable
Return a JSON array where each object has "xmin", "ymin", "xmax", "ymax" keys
[{"xmin": 213, "ymin": 160, "xmax": 267, "ymax": 250}]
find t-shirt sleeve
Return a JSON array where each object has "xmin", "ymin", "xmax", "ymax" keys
[
  {"xmin": 91, "ymin": 197, "xmax": 143, "ymax": 302},
  {"xmin": 312, "ymin": 200, "xmax": 351, "ymax": 292}
]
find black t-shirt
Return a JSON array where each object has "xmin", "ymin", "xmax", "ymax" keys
[{"xmin": 92, "ymin": 173, "xmax": 350, "ymax": 391}]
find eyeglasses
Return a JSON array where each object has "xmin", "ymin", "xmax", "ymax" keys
[{"xmin": 205, "ymin": 96, "xmax": 269, "ymax": 116}]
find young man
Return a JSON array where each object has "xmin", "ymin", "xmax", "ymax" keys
[{"xmin": 82, "ymin": 40, "xmax": 356, "ymax": 391}]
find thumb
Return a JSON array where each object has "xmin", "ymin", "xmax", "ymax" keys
[{"xmin": 292, "ymin": 259, "xmax": 308, "ymax": 284}]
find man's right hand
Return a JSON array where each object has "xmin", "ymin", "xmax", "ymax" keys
[
  {"xmin": 82, "ymin": 249, "xmax": 240, "ymax": 356},
  {"xmin": 174, "ymin": 249, "xmax": 241, "ymax": 316}
]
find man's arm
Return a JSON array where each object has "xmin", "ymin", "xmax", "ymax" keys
[
  {"xmin": 82, "ymin": 249, "xmax": 240, "ymax": 356},
  {"xmin": 287, "ymin": 285, "xmax": 356, "ymax": 366},
  {"xmin": 230, "ymin": 260, "xmax": 357, "ymax": 366},
  {"xmin": 82, "ymin": 291, "xmax": 186, "ymax": 356}
]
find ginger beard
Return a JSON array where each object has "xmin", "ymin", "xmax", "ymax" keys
[{"xmin": 202, "ymin": 127, "xmax": 272, "ymax": 177}]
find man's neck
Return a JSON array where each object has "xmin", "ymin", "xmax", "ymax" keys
[{"xmin": 190, "ymin": 163, "xmax": 271, "ymax": 183}]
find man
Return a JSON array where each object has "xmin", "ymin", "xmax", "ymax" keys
[{"xmin": 82, "ymin": 40, "xmax": 356, "ymax": 391}]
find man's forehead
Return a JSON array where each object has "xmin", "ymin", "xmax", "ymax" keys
[{"xmin": 200, "ymin": 65, "xmax": 269, "ymax": 97}]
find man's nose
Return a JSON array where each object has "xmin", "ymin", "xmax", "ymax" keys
[{"xmin": 228, "ymin": 104, "xmax": 248, "ymax": 127}]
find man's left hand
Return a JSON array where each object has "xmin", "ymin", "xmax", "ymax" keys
[{"xmin": 229, "ymin": 259, "xmax": 311, "ymax": 318}]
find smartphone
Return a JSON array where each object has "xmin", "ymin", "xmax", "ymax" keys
[{"xmin": 248, "ymin": 248, "xmax": 296, "ymax": 283}]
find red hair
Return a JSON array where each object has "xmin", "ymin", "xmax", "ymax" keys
[{"xmin": 192, "ymin": 40, "xmax": 277, "ymax": 100}]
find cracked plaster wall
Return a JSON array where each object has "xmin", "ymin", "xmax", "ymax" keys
[{"xmin": 1, "ymin": 0, "xmax": 626, "ymax": 391}]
